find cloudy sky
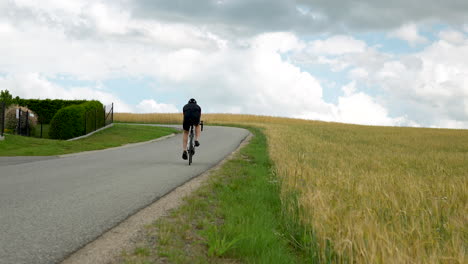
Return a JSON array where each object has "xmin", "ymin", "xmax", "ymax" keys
[{"xmin": 1, "ymin": 0, "xmax": 468, "ymax": 128}]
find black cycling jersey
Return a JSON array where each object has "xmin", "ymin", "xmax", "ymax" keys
[
  {"xmin": 183, "ymin": 103, "xmax": 201, "ymax": 131},
  {"xmin": 183, "ymin": 103, "xmax": 201, "ymax": 119}
]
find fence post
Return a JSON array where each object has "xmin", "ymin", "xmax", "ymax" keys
[
  {"xmin": 0, "ymin": 101, "xmax": 5, "ymax": 138},
  {"xmin": 26, "ymin": 111, "xmax": 29, "ymax": 136},
  {"xmin": 17, "ymin": 109, "xmax": 21, "ymax": 135},
  {"xmin": 84, "ymin": 111, "xmax": 87, "ymax": 135},
  {"xmin": 111, "ymin": 103, "xmax": 114, "ymax": 124},
  {"xmin": 95, "ymin": 108, "xmax": 97, "ymax": 131}
]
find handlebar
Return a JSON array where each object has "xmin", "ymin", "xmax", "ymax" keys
[{"xmin": 200, "ymin": 121, "xmax": 204, "ymax": 131}]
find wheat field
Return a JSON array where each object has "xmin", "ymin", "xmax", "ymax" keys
[{"xmin": 115, "ymin": 113, "xmax": 467, "ymax": 263}]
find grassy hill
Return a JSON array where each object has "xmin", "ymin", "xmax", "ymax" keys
[
  {"xmin": 116, "ymin": 113, "xmax": 467, "ymax": 264},
  {"xmin": 0, "ymin": 124, "xmax": 178, "ymax": 156}
]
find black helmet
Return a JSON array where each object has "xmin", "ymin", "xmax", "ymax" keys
[{"xmin": 188, "ymin": 98, "xmax": 197, "ymax": 104}]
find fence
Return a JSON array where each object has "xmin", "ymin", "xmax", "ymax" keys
[
  {"xmin": 16, "ymin": 108, "xmax": 33, "ymax": 136},
  {"xmin": 105, "ymin": 103, "xmax": 114, "ymax": 126},
  {"xmin": 83, "ymin": 103, "xmax": 114, "ymax": 135},
  {"xmin": 0, "ymin": 105, "xmax": 35, "ymax": 137},
  {"xmin": 1, "ymin": 102, "xmax": 114, "ymax": 139},
  {"xmin": 0, "ymin": 101, "xmax": 5, "ymax": 138}
]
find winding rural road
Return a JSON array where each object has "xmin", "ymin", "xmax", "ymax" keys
[{"xmin": 0, "ymin": 125, "xmax": 250, "ymax": 264}]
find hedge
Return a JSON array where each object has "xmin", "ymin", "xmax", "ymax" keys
[
  {"xmin": 17, "ymin": 99, "xmax": 87, "ymax": 124},
  {"xmin": 49, "ymin": 101, "xmax": 105, "ymax": 140},
  {"xmin": 83, "ymin": 101, "xmax": 105, "ymax": 135}
]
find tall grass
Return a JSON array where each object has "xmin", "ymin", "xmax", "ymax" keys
[{"xmin": 115, "ymin": 113, "xmax": 468, "ymax": 263}]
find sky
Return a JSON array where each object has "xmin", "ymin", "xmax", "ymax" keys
[{"xmin": 1, "ymin": 0, "xmax": 468, "ymax": 129}]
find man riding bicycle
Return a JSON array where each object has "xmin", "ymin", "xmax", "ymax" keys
[{"xmin": 182, "ymin": 98, "xmax": 201, "ymax": 160}]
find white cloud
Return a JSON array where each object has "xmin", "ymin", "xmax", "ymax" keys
[
  {"xmin": 155, "ymin": 32, "xmax": 412, "ymax": 128},
  {"xmin": 0, "ymin": 1, "xmax": 227, "ymax": 79},
  {"xmin": 325, "ymin": 31, "xmax": 468, "ymax": 128},
  {"xmin": 432, "ymin": 119, "xmax": 468, "ymax": 129},
  {"xmin": 307, "ymin": 35, "xmax": 367, "ymax": 55},
  {"xmin": 0, "ymin": 73, "xmax": 133, "ymax": 112},
  {"xmin": 253, "ymin": 32, "xmax": 305, "ymax": 52},
  {"xmin": 89, "ymin": 2, "xmax": 130, "ymax": 35},
  {"xmin": 293, "ymin": 28, "xmax": 468, "ymax": 128},
  {"xmin": 389, "ymin": 23, "xmax": 429, "ymax": 46},
  {"xmin": 296, "ymin": 90, "xmax": 410, "ymax": 127},
  {"xmin": 155, "ymin": 49, "xmax": 204, "ymax": 82},
  {"xmin": 299, "ymin": 82, "xmax": 410, "ymax": 127},
  {"xmin": 438, "ymin": 30, "xmax": 466, "ymax": 45},
  {"xmin": 335, "ymin": 92, "xmax": 402, "ymax": 126},
  {"xmin": 342, "ymin": 81, "xmax": 357, "ymax": 96},
  {"xmin": 349, "ymin": 68, "xmax": 369, "ymax": 79},
  {"xmin": 11, "ymin": 0, "xmax": 87, "ymax": 13},
  {"xmin": 135, "ymin": 99, "xmax": 178, "ymax": 113},
  {"xmin": 151, "ymin": 32, "xmax": 332, "ymax": 118}
]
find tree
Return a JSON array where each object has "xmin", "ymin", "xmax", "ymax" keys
[{"xmin": 0, "ymin": 89, "xmax": 14, "ymax": 107}]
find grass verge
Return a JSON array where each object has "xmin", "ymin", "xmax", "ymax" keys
[
  {"xmin": 0, "ymin": 124, "xmax": 178, "ymax": 156},
  {"xmin": 119, "ymin": 127, "xmax": 305, "ymax": 264}
]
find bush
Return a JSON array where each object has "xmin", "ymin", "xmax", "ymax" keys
[
  {"xmin": 49, "ymin": 101, "xmax": 104, "ymax": 140},
  {"xmin": 82, "ymin": 101, "xmax": 105, "ymax": 134},
  {"xmin": 49, "ymin": 105, "xmax": 85, "ymax": 140},
  {"xmin": 17, "ymin": 99, "xmax": 87, "ymax": 124},
  {"xmin": 4, "ymin": 105, "xmax": 38, "ymax": 134}
]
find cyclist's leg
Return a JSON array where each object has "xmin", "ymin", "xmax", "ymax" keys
[
  {"xmin": 195, "ymin": 125, "xmax": 201, "ymax": 141},
  {"xmin": 183, "ymin": 130, "xmax": 189, "ymax": 151},
  {"xmin": 194, "ymin": 116, "xmax": 201, "ymax": 143},
  {"xmin": 182, "ymin": 120, "xmax": 190, "ymax": 151}
]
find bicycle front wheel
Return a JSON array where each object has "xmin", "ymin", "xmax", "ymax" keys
[{"xmin": 188, "ymin": 147, "xmax": 193, "ymax": 165}]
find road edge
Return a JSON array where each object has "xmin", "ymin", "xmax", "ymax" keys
[
  {"xmin": 61, "ymin": 131, "xmax": 253, "ymax": 264},
  {"xmin": 66, "ymin": 124, "xmax": 114, "ymax": 141}
]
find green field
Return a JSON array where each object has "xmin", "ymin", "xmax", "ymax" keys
[{"xmin": 0, "ymin": 124, "xmax": 178, "ymax": 156}]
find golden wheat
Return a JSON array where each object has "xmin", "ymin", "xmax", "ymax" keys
[{"xmin": 115, "ymin": 113, "xmax": 468, "ymax": 263}]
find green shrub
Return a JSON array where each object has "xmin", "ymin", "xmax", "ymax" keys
[
  {"xmin": 49, "ymin": 105, "xmax": 85, "ymax": 140},
  {"xmin": 17, "ymin": 99, "xmax": 87, "ymax": 124},
  {"xmin": 49, "ymin": 101, "xmax": 104, "ymax": 140},
  {"xmin": 82, "ymin": 101, "xmax": 105, "ymax": 134}
]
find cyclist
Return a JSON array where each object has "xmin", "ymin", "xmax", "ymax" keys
[{"xmin": 182, "ymin": 98, "xmax": 201, "ymax": 160}]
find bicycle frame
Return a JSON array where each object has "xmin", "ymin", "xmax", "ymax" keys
[
  {"xmin": 188, "ymin": 125, "xmax": 195, "ymax": 165},
  {"xmin": 187, "ymin": 121, "xmax": 203, "ymax": 165}
]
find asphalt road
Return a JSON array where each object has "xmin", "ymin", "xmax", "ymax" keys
[{"xmin": 0, "ymin": 125, "xmax": 249, "ymax": 264}]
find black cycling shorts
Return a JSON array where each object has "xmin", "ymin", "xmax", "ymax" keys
[{"xmin": 183, "ymin": 117, "xmax": 200, "ymax": 131}]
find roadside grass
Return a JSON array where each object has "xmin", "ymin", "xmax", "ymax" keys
[
  {"xmin": 116, "ymin": 113, "xmax": 468, "ymax": 264},
  {"xmin": 120, "ymin": 127, "xmax": 304, "ymax": 264},
  {"xmin": 0, "ymin": 124, "xmax": 178, "ymax": 156}
]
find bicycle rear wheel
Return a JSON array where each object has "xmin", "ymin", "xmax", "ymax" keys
[
  {"xmin": 188, "ymin": 126, "xmax": 194, "ymax": 165},
  {"xmin": 188, "ymin": 146, "xmax": 193, "ymax": 165}
]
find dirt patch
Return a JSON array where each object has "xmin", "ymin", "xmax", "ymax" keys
[{"xmin": 61, "ymin": 133, "xmax": 252, "ymax": 264}]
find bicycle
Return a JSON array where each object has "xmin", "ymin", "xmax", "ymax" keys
[{"xmin": 187, "ymin": 120, "xmax": 203, "ymax": 165}]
